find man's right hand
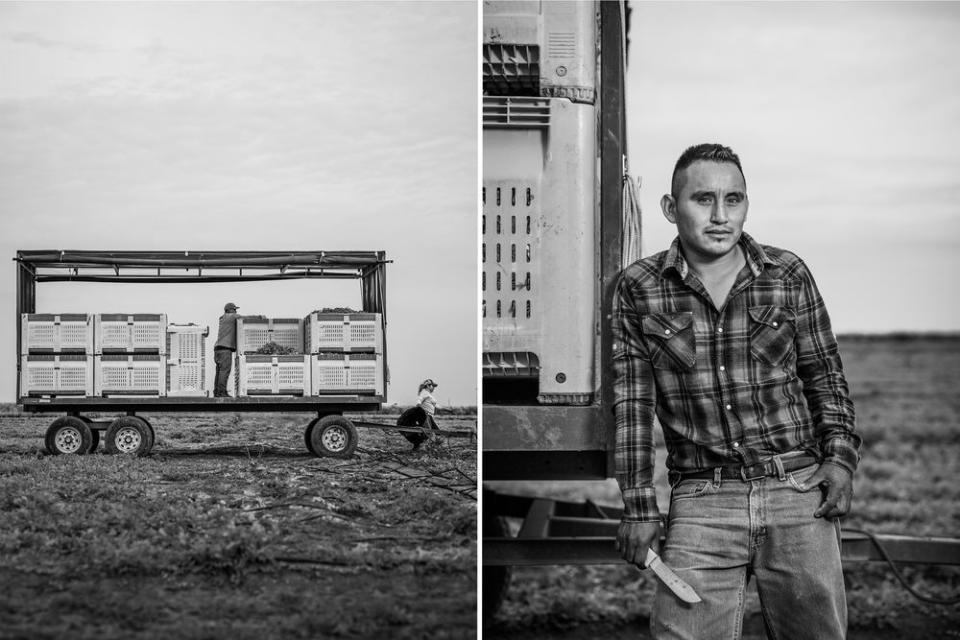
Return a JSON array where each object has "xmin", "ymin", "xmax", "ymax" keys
[{"xmin": 615, "ymin": 520, "xmax": 661, "ymax": 568}]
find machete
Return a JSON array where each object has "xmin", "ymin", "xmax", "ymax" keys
[{"xmin": 646, "ymin": 549, "xmax": 702, "ymax": 603}]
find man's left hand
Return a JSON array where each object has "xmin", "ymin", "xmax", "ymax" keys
[{"xmin": 799, "ymin": 463, "xmax": 853, "ymax": 519}]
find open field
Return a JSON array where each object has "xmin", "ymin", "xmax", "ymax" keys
[
  {"xmin": 485, "ymin": 336, "xmax": 960, "ymax": 639},
  {"xmin": 0, "ymin": 408, "xmax": 477, "ymax": 639}
]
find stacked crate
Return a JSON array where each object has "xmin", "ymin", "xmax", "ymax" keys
[
  {"xmin": 235, "ymin": 317, "xmax": 308, "ymax": 396},
  {"xmin": 237, "ymin": 317, "xmax": 304, "ymax": 354},
  {"xmin": 19, "ymin": 314, "xmax": 95, "ymax": 397},
  {"xmin": 167, "ymin": 324, "xmax": 208, "ymax": 397},
  {"xmin": 236, "ymin": 355, "xmax": 311, "ymax": 396},
  {"xmin": 93, "ymin": 314, "xmax": 167, "ymax": 396},
  {"xmin": 305, "ymin": 312, "xmax": 384, "ymax": 395}
]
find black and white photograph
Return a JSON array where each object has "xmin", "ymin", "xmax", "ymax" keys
[
  {"xmin": 0, "ymin": 2, "xmax": 477, "ymax": 638},
  {"xmin": 481, "ymin": 2, "xmax": 959, "ymax": 639}
]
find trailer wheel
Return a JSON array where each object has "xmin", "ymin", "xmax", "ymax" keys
[
  {"xmin": 396, "ymin": 406, "xmax": 429, "ymax": 449},
  {"xmin": 45, "ymin": 416, "xmax": 94, "ymax": 455},
  {"xmin": 137, "ymin": 417, "xmax": 157, "ymax": 449},
  {"xmin": 105, "ymin": 416, "xmax": 154, "ymax": 456},
  {"xmin": 304, "ymin": 418, "xmax": 319, "ymax": 455},
  {"xmin": 308, "ymin": 415, "xmax": 358, "ymax": 458}
]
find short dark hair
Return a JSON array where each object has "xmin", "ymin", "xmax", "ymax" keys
[{"xmin": 671, "ymin": 143, "xmax": 745, "ymax": 198}]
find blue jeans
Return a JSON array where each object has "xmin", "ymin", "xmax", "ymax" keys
[
  {"xmin": 653, "ymin": 464, "xmax": 846, "ymax": 640},
  {"xmin": 213, "ymin": 348, "xmax": 233, "ymax": 396}
]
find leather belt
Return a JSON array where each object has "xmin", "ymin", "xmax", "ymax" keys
[{"xmin": 678, "ymin": 453, "xmax": 819, "ymax": 482}]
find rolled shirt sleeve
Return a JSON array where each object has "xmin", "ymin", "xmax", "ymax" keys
[
  {"xmin": 793, "ymin": 259, "xmax": 861, "ymax": 474},
  {"xmin": 612, "ymin": 276, "xmax": 662, "ymax": 523}
]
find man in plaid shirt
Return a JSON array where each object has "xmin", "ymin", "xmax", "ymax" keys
[{"xmin": 612, "ymin": 143, "xmax": 860, "ymax": 639}]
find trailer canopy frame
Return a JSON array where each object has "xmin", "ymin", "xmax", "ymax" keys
[{"xmin": 15, "ymin": 249, "xmax": 389, "ymax": 412}]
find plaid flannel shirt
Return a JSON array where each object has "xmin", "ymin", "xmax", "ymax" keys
[{"xmin": 612, "ymin": 233, "xmax": 860, "ymax": 523}]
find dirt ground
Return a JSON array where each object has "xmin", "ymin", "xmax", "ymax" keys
[{"xmin": 0, "ymin": 409, "xmax": 477, "ymax": 639}]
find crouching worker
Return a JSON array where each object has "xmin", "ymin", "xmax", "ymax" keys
[
  {"xmin": 396, "ymin": 378, "xmax": 441, "ymax": 450},
  {"xmin": 418, "ymin": 378, "xmax": 440, "ymax": 432},
  {"xmin": 213, "ymin": 302, "xmax": 240, "ymax": 397}
]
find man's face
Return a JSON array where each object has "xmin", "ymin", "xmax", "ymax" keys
[{"xmin": 662, "ymin": 160, "xmax": 748, "ymax": 262}]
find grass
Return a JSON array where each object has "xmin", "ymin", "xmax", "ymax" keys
[
  {"xmin": 485, "ymin": 336, "xmax": 960, "ymax": 638},
  {"xmin": 0, "ymin": 411, "xmax": 477, "ymax": 639}
]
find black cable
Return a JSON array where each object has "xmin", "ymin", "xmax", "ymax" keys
[{"xmin": 845, "ymin": 527, "xmax": 960, "ymax": 605}]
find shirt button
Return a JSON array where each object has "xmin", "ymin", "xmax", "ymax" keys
[
  {"xmin": 717, "ymin": 327, "xmax": 724, "ymax": 333},
  {"xmin": 664, "ymin": 329, "xmax": 671, "ymax": 335},
  {"xmin": 725, "ymin": 404, "xmax": 732, "ymax": 410},
  {"xmin": 733, "ymin": 442, "xmax": 740, "ymax": 448},
  {"xmin": 772, "ymin": 321, "xmax": 779, "ymax": 327},
  {"xmin": 719, "ymin": 365, "xmax": 726, "ymax": 372}
]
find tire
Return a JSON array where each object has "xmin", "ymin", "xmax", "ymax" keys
[
  {"xmin": 482, "ymin": 508, "xmax": 512, "ymax": 627},
  {"xmin": 304, "ymin": 418, "xmax": 319, "ymax": 455},
  {"xmin": 397, "ymin": 406, "xmax": 429, "ymax": 449},
  {"xmin": 104, "ymin": 416, "xmax": 154, "ymax": 456},
  {"xmin": 308, "ymin": 415, "xmax": 358, "ymax": 459},
  {"xmin": 138, "ymin": 417, "xmax": 157, "ymax": 450},
  {"xmin": 45, "ymin": 416, "xmax": 93, "ymax": 455}
]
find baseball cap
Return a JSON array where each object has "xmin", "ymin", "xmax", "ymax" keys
[
  {"xmin": 422, "ymin": 379, "xmax": 438, "ymax": 387},
  {"xmin": 224, "ymin": 302, "xmax": 239, "ymax": 312}
]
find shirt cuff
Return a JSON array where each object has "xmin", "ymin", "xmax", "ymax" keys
[
  {"xmin": 620, "ymin": 486, "xmax": 661, "ymax": 523},
  {"xmin": 821, "ymin": 434, "xmax": 860, "ymax": 474}
]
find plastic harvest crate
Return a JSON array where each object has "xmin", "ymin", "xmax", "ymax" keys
[
  {"xmin": 167, "ymin": 323, "xmax": 208, "ymax": 361},
  {"xmin": 94, "ymin": 354, "xmax": 166, "ymax": 396},
  {"xmin": 236, "ymin": 355, "xmax": 310, "ymax": 396},
  {"xmin": 311, "ymin": 353, "xmax": 384, "ymax": 395},
  {"xmin": 95, "ymin": 314, "xmax": 167, "ymax": 354},
  {"xmin": 20, "ymin": 354, "xmax": 94, "ymax": 397},
  {"xmin": 167, "ymin": 361, "xmax": 206, "ymax": 397},
  {"xmin": 236, "ymin": 318, "xmax": 304, "ymax": 354},
  {"xmin": 20, "ymin": 314, "xmax": 94, "ymax": 354},
  {"xmin": 304, "ymin": 312, "xmax": 383, "ymax": 353},
  {"xmin": 166, "ymin": 324, "xmax": 208, "ymax": 397}
]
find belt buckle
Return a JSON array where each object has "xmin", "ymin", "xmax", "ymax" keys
[{"xmin": 739, "ymin": 463, "xmax": 768, "ymax": 482}]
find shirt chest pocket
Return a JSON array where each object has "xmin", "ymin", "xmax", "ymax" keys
[
  {"xmin": 641, "ymin": 312, "xmax": 696, "ymax": 370},
  {"xmin": 748, "ymin": 305, "xmax": 796, "ymax": 366}
]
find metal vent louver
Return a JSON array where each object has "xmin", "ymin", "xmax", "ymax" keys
[
  {"xmin": 547, "ymin": 32, "xmax": 576, "ymax": 58},
  {"xmin": 483, "ymin": 97, "xmax": 550, "ymax": 129},
  {"xmin": 483, "ymin": 351, "xmax": 540, "ymax": 378},
  {"xmin": 483, "ymin": 43, "xmax": 540, "ymax": 96}
]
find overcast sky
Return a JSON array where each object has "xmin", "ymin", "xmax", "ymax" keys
[
  {"xmin": 4, "ymin": 1, "xmax": 957, "ymax": 404},
  {"xmin": 0, "ymin": 1, "xmax": 477, "ymax": 405},
  {"xmin": 627, "ymin": 1, "xmax": 960, "ymax": 334}
]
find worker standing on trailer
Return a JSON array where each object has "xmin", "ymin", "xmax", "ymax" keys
[
  {"xmin": 612, "ymin": 143, "xmax": 861, "ymax": 639},
  {"xmin": 213, "ymin": 302, "xmax": 240, "ymax": 397}
]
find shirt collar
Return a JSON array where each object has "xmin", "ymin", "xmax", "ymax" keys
[{"xmin": 660, "ymin": 232, "xmax": 775, "ymax": 279}]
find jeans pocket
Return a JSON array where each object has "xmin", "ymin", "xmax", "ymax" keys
[
  {"xmin": 642, "ymin": 312, "xmax": 696, "ymax": 370},
  {"xmin": 749, "ymin": 305, "xmax": 797, "ymax": 366},
  {"xmin": 670, "ymin": 478, "xmax": 712, "ymax": 501},
  {"xmin": 786, "ymin": 464, "xmax": 820, "ymax": 491}
]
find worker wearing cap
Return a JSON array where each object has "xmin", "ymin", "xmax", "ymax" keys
[
  {"xmin": 213, "ymin": 302, "xmax": 240, "ymax": 397},
  {"xmin": 417, "ymin": 379, "xmax": 440, "ymax": 431}
]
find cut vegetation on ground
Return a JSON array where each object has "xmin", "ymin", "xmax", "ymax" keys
[{"xmin": 0, "ymin": 409, "xmax": 477, "ymax": 639}]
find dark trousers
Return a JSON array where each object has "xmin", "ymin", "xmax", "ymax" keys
[{"xmin": 214, "ymin": 348, "xmax": 234, "ymax": 396}]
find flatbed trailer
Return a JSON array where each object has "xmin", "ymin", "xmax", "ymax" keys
[{"xmin": 13, "ymin": 249, "xmax": 457, "ymax": 457}]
